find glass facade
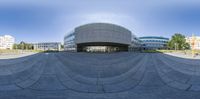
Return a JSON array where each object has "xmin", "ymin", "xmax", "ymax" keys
[
  {"xmin": 64, "ymin": 31, "xmax": 76, "ymax": 51},
  {"xmin": 129, "ymin": 36, "xmax": 142, "ymax": 51},
  {"xmin": 139, "ymin": 36, "xmax": 169, "ymax": 50}
]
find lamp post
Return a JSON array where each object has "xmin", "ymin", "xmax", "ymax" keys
[
  {"xmin": 174, "ymin": 43, "xmax": 177, "ymax": 51},
  {"xmin": 191, "ymin": 34, "xmax": 196, "ymax": 58}
]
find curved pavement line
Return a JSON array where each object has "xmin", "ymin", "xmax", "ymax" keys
[
  {"xmin": 55, "ymin": 53, "xmax": 144, "ymax": 84},
  {"xmin": 55, "ymin": 53, "xmax": 147, "ymax": 93},
  {"xmin": 56, "ymin": 55, "xmax": 145, "ymax": 85},
  {"xmin": 56, "ymin": 53, "xmax": 143, "ymax": 78},
  {"xmin": 27, "ymin": 54, "xmax": 67, "ymax": 91},
  {"xmin": 0, "ymin": 53, "xmax": 43, "ymax": 75},
  {"xmin": 58, "ymin": 52, "xmax": 140, "ymax": 67},
  {"xmin": 0, "ymin": 54, "xmax": 45, "ymax": 84},
  {"xmin": 15, "ymin": 59, "xmax": 46, "ymax": 89},
  {"xmin": 0, "ymin": 54, "xmax": 46, "ymax": 91},
  {"xmin": 157, "ymin": 54, "xmax": 199, "ymax": 76},
  {"xmin": 153, "ymin": 54, "xmax": 200, "ymax": 91}
]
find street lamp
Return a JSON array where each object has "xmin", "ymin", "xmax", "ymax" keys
[
  {"xmin": 174, "ymin": 43, "xmax": 177, "ymax": 51},
  {"xmin": 191, "ymin": 34, "xmax": 196, "ymax": 58}
]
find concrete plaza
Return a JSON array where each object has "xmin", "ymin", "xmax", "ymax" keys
[{"xmin": 0, "ymin": 52, "xmax": 200, "ymax": 99}]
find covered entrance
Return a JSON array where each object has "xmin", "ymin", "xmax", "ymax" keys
[{"xmin": 77, "ymin": 42, "xmax": 128, "ymax": 52}]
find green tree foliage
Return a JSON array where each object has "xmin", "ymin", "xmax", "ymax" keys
[
  {"xmin": 13, "ymin": 44, "xmax": 18, "ymax": 49},
  {"xmin": 61, "ymin": 44, "xmax": 64, "ymax": 49},
  {"xmin": 167, "ymin": 33, "xmax": 190, "ymax": 50},
  {"xmin": 13, "ymin": 41, "xmax": 34, "ymax": 50},
  {"xmin": 183, "ymin": 43, "xmax": 190, "ymax": 50}
]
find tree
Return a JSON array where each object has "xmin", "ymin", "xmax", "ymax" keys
[
  {"xmin": 167, "ymin": 33, "xmax": 189, "ymax": 50},
  {"xmin": 13, "ymin": 44, "xmax": 18, "ymax": 49},
  {"xmin": 12, "ymin": 41, "xmax": 34, "ymax": 50},
  {"xmin": 61, "ymin": 44, "xmax": 64, "ymax": 49},
  {"xmin": 183, "ymin": 43, "xmax": 190, "ymax": 50},
  {"xmin": 20, "ymin": 41, "xmax": 25, "ymax": 50}
]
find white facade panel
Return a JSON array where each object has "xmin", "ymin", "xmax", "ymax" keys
[
  {"xmin": 0, "ymin": 35, "xmax": 15, "ymax": 50},
  {"xmin": 74, "ymin": 23, "xmax": 132, "ymax": 45},
  {"xmin": 186, "ymin": 36, "xmax": 200, "ymax": 50}
]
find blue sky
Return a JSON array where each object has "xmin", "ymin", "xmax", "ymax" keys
[{"xmin": 0, "ymin": 0, "xmax": 200, "ymax": 43}]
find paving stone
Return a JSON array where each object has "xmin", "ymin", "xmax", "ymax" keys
[
  {"xmin": 0, "ymin": 52, "xmax": 200, "ymax": 98},
  {"xmin": 0, "ymin": 84, "xmax": 21, "ymax": 91},
  {"xmin": 189, "ymin": 85, "xmax": 200, "ymax": 91},
  {"xmin": 187, "ymin": 76, "xmax": 200, "ymax": 85},
  {"xmin": 167, "ymin": 81, "xmax": 191, "ymax": 90}
]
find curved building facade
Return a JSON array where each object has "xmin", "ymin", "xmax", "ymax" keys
[
  {"xmin": 139, "ymin": 36, "xmax": 169, "ymax": 50},
  {"xmin": 64, "ymin": 23, "xmax": 133, "ymax": 52}
]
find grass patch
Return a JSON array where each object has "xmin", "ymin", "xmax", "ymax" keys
[{"xmin": 0, "ymin": 49, "xmax": 43, "ymax": 54}]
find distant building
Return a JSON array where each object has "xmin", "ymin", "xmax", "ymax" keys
[
  {"xmin": 139, "ymin": 36, "xmax": 169, "ymax": 50},
  {"xmin": 186, "ymin": 36, "xmax": 200, "ymax": 50},
  {"xmin": 0, "ymin": 35, "xmax": 15, "ymax": 50},
  {"xmin": 34, "ymin": 42, "xmax": 61, "ymax": 51}
]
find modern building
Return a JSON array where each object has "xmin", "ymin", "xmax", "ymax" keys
[
  {"xmin": 139, "ymin": 36, "xmax": 169, "ymax": 50},
  {"xmin": 0, "ymin": 35, "xmax": 15, "ymax": 50},
  {"xmin": 186, "ymin": 36, "xmax": 200, "ymax": 50},
  {"xmin": 64, "ymin": 23, "xmax": 142, "ymax": 52},
  {"xmin": 129, "ymin": 35, "xmax": 142, "ymax": 51},
  {"xmin": 64, "ymin": 31, "xmax": 76, "ymax": 51},
  {"xmin": 34, "ymin": 42, "xmax": 61, "ymax": 51}
]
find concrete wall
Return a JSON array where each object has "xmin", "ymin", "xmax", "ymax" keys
[{"xmin": 74, "ymin": 23, "xmax": 132, "ymax": 45}]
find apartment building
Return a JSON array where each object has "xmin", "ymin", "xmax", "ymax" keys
[{"xmin": 0, "ymin": 35, "xmax": 15, "ymax": 50}]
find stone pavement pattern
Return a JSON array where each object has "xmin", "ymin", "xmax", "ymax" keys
[{"xmin": 0, "ymin": 52, "xmax": 200, "ymax": 99}]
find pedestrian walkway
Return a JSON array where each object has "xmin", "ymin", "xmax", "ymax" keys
[{"xmin": 0, "ymin": 52, "xmax": 199, "ymax": 99}]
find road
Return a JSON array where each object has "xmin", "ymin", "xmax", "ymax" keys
[{"xmin": 0, "ymin": 52, "xmax": 199, "ymax": 99}]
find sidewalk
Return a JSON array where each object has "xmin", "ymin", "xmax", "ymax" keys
[{"xmin": 165, "ymin": 52, "xmax": 200, "ymax": 59}]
